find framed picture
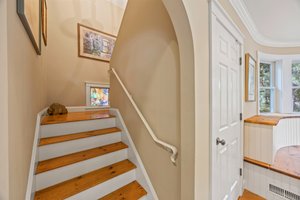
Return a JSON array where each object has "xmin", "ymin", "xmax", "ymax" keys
[
  {"xmin": 77, "ymin": 23, "xmax": 116, "ymax": 62},
  {"xmin": 17, "ymin": 0, "xmax": 41, "ymax": 54},
  {"xmin": 245, "ymin": 53, "xmax": 256, "ymax": 102},
  {"xmin": 42, "ymin": 0, "xmax": 47, "ymax": 46}
]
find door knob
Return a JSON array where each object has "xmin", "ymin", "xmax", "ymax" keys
[{"xmin": 216, "ymin": 137, "xmax": 226, "ymax": 146}]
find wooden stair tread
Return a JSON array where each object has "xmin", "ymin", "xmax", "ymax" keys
[
  {"xmin": 99, "ymin": 181, "xmax": 147, "ymax": 200},
  {"xmin": 41, "ymin": 110, "xmax": 115, "ymax": 125},
  {"xmin": 36, "ymin": 142, "xmax": 128, "ymax": 174},
  {"xmin": 34, "ymin": 160, "xmax": 136, "ymax": 200},
  {"xmin": 239, "ymin": 189, "xmax": 265, "ymax": 200},
  {"xmin": 39, "ymin": 127, "xmax": 122, "ymax": 146}
]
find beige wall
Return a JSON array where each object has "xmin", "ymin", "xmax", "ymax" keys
[
  {"xmin": 0, "ymin": 0, "xmax": 9, "ymax": 199},
  {"xmin": 46, "ymin": 0, "xmax": 125, "ymax": 106},
  {"xmin": 110, "ymin": 0, "xmax": 181, "ymax": 199},
  {"xmin": 219, "ymin": 0, "xmax": 300, "ymax": 118},
  {"xmin": 6, "ymin": 0, "xmax": 48, "ymax": 199}
]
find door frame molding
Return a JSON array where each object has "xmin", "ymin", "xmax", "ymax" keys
[{"xmin": 209, "ymin": 1, "xmax": 245, "ymax": 199}]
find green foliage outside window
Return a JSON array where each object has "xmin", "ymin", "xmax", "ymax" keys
[
  {"xmin": 259, "ymin": 63, "xmax": 272, "ymax": 112},
  {"xmin": 292, "ymin": 63, "xmax": 300, "ymax": 112}
]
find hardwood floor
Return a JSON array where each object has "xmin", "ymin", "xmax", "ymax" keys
[
  {"xmin": 99, "ymin": 181, "xmax": 147, "ymax": 200},
  {"xmin": 239, "ymin": 190, "xmax": 265, "ymax": 200},
  {"xmin": 41, "ymin": 110, "xmax": 114, "ymax": 125}
]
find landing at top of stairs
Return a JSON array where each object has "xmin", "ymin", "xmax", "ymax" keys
[{"xmin": 41, "ymin": 110, "xmax": 115, "ymax": 125}]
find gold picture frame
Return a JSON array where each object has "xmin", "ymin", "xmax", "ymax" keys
[
  {"xmin": 245, "ymin": 53, "xmax": 257, "ymax": 102},
  {"xmin": 77, "ymin": 24, "xmax": 116, "ymax": 62},
  {"xmin": 17, "ymin": 0, "xmax": 41, "ymax": 54},
  {"xmin": 42, "ymin": 0, "xmax": 47, "ymax": 46}
]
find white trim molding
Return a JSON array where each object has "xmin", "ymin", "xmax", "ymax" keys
[{"xmin": 229, "ymin": 0, "xmax": 300, "ymax": 47}]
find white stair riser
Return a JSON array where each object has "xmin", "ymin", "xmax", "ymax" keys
[
  {"xmin": 139, "ymin": 196, "xmax": 148, "ymax": 200},
  {"xmin": 41, "ymin": 118, "xmax": 116, "ymax": 138},
  {"xmin": 65, "ymin": 170, "xmax": 136, "ymax": 200},
  {"xmin": 38, "ymin": 132, "xmax": 122, "ymax": 161},
  {"xmin": 36, "ymin": 150, "xmax": 128, "ymax": 191}
]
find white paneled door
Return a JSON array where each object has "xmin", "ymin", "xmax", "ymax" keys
[{"xmin": 211, "ymin": 3, "xmax": 243, "ymax": 200}]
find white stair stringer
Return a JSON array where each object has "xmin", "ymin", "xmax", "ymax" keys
[
  {"xmin": 65, "ymin": 170, "xmax": 137, "ymax": 200},
  {"xmin": 36, "ymin": 149, "xmax": 128, "ymax": 191},
  {"xmin": 110, "ymin": 108, "xmax": 159, "ymax": 200},
  {"xmin": 38, "ymin": 132, "xmax": 121, "ymax": 161},
  {"xmin": 41, "ymin": 117, "xmax": 116, "ymax": 138}
]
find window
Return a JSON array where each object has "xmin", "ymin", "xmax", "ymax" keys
[
  {"xmin": 292, "ymin": 62, "xmax": 300, "ymax": 112},
  {"xmin": 85, "ymin": 82, "xmax": 110, "ymax": 107},
  {"xmin": 259, "ymin": 62, "xmax": 275, "ymax": 113}
]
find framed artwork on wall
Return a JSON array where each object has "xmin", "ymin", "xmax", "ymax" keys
[
  {"xmin": 17, "ymin": 0, "xmax": 41, "ymax": 54},
  {"xmin": 245, "ymin": 53, "xmax": 256, "ymax": 102},
  {"xmin": 42, "ymin": 0, "xmax": 47, "ymax": 46},
  {"xmin": 77, "ymin": 23, "xmax": 116, "ymax": 62}
]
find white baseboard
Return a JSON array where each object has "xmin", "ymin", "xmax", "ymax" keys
[
  {"xmin": 25, "ymin": 108, "xmax": 47, "ymax": 200},
  {"xmin": 110, "ymin": 108, "xmax": 159, "ymax": 200}
]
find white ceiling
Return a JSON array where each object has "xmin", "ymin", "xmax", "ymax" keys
[
  {"xmin": 105, "ymin": 0, "xmax": 128, "ymax": 9},
  {"xmin": 231, "ymin": 0, "xmax": 300, "ymax": 47}
]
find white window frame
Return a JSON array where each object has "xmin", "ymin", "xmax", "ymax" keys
[
  {"xmin": 258, "ymin": 52, "xmax": 300, "ymax": 114},
  {"xmin": 258, "ymin": 61, "xmax": 276, "ymax": 113},
  {"xmin": 85, "ymin": 81, "xmax": 110, "ymax": 107},
  {"xmin": 291, "ymin": 61, "xmax": 300, "ymax": 113}
]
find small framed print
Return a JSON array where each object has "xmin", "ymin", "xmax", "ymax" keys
[{"xmin": 245, "ymin": 53, "xmax": 256, "ymax": 102}]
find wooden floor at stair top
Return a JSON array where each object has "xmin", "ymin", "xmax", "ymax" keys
[
  {"xmin": 239, "ymin": 190, "xmax": 265, "ymax": 200},
  {"xmin": 36, "ymin": 142, "xmax": 128, "ymax": 174},
  {"xmin": 39, "ymin": 127, "xmax": 122, "ymax": 146},
  {"xmin": 34, "ymin": 160, "xmax": 136, "ymax": 200},
  {"xmin": 41, "ymin": 110, "xmax": 114, "ymax": 125},
  {"xmin": 99, "ymin": 181, "xmax": 147, "ymax": 200}
]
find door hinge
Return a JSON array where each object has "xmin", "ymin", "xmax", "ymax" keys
[
  {"xmin": 240, "ymin": 168, "xmax": 243, "ymax": 176},
  {"xmin": 240, "ymin": 113, "xmax": 243, "ymax": 121},
  {"xmin": 239, "ymin": 57, "xmax": 242, "ymax": 65}
]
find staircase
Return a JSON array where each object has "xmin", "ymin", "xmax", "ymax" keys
[{"xmin": 27, "ymin": 108, "xmax": 156, "ymax": 200}]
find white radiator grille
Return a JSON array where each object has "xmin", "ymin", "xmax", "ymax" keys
[{"xmin": 269, "ymin": 184, "xmax": 300, "ymax": 200}]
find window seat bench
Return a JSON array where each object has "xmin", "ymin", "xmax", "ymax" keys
[{"xmin": 244, "ymin": 115, "xmax": 300, "ymax": 179}]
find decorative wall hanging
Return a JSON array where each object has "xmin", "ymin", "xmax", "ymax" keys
[
  {"xmin": 17, "ymin": 0, "xmax": 41, "ymax": 54},
  {"xmin": 77, "ymin": 23, "xmax": 116, "ymax": 62},
  {"xmin": 245, "ymin": 53, "xmax": 257, "ymax": 102},
  {"xmin": 42, "ymin": 0, "xmax": 47, "ymax": 46}
]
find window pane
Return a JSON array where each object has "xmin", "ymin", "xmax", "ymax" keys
[
  {"xmin": 259, "ymin": 89, "xmax": 272, "ymax": 113},
  {"xmin": 260, "ymin": 63, "xmax": 271, "ymax": 87},
  {"xmin": 292, "ymin": 63, "xmax": 300, "ymax": 87},
  {"xmin": 293, "ymin": 88, "xmax": 300, "ymax": 112},
  {"xmin": 90, "ymin": 87, "xmax": 109, "ymax": 106}
]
